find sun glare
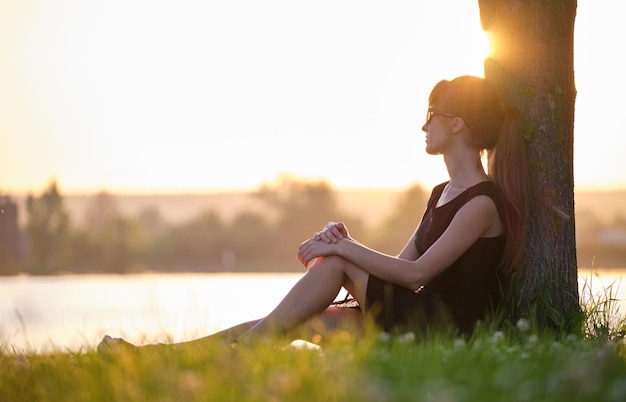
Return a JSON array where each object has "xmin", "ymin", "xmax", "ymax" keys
[{"xmin": 480, "ymin": 31, "xmax": 493, "ymax": 60}]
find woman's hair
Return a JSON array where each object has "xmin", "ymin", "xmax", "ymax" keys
[{"xmin": 428, "ymin": 75, "xmax": 528, "ymax": 275}]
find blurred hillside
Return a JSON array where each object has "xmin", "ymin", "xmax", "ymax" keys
[
  {"xmin": 574, "ymin": 190, "xmax": 626, "ymax": 268},
  {"xmin": 3, "ymin": 185, "xmax": 626, "ymax": 273},
  {"xmin": 2, "ymin": 180, "xmax": 429, "ymax": 274},
  {"xmin": 23, "ymin": 188, "xmax": 626, "ymax": 229},
  {"xmin": 13, "ymin": 190, "xmax": 404, "ymax": 229},
  {"xmin": 575, "ymin": 190, "xmax": 626, "ymax": 225}
]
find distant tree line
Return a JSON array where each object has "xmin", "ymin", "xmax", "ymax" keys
[
  {"xmin": 0, "ymin": 178, "xmax": 429, "ymax": 275},
  {"xmin": 1, "ymin": 178, "xmax": 624, "ymax": 276}
]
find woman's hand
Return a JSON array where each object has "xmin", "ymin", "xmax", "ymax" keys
[
  {"xmin": 297, "ymin": 237, "xmax": 339, "ymax": 268},
  {"xmin": 313, "ymin": 221, "xmax": 350, "ymax": 244},
  {"xmin": 298, "ymin": 222, "xmax": 350, "ymax": 268}
]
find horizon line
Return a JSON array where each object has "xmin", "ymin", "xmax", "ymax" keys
[{"xmin": 3, "ymin": 182, "xmax": 626, "ymax": 196}]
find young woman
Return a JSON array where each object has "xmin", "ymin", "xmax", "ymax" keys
[{"xmin": 99, "ymin": 75, "xmax": 528, "ymax": 352}]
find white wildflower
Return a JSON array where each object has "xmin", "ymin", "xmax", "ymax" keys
[
  {"xmin": 490, "ymin": 331, "xmax": 505, "ymax": 344},
  {"xmin": 527, "ymin": 334, "xmax": 539, "ymax": 345},
  {"xmin": 398, "ymin": 332, "xmax": 416, "ymax": 344},
  {"xmin": 286, "ymin": 339, "xmax": 322, "ymax": 351},
  {"xmin": 376, "ymin": 332, "xmax": 391, "ymax": 343},
  {"xmin": 516, "ymin": 318, "xmax": 531, "ymax": 332},
  {"xmin": 453, "ymin": 338, "xmax": 466, "ymax": 349}
]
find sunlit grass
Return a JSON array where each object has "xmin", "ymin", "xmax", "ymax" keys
[
  {"xmin": 1, "ymin": 328, "xmax": 625, "ymax": 401},
  {"xmin": 581, "ymin": 272, "xmax": 626, "ymax": 342},
  {"xmin": 2, "ymin": 282, "xmax": 626, "ymax": 402},
  {"xmin": 2, "ymin": 321, "xmax": 626, "ymax": 401}
]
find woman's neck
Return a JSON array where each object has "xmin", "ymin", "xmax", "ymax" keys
[{"xmin": 443, "ymin": 152, "xmax": 489, "ymax": 190}]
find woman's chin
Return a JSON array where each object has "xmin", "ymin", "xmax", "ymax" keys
[{"xmin": 425, "ymin": 146, "xmax": 438, "ymax": 155}]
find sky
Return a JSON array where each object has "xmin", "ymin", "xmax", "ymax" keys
[{"xmin": 1, "ymin": 0, "xmax": 624, "ymax": 194}]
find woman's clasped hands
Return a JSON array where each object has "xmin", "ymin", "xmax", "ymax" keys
[
  {"xmin": 298, "ymin": 222, "xmax": 350, "ymax": 268},
  {"xmin": 314, "ymin": 221, "xmax": 349, "ymax": 244}
]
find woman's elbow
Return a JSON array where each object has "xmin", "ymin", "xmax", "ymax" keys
[{"xmin": 404, "ymin": 273, "xmax": 426, "ymax": 292}]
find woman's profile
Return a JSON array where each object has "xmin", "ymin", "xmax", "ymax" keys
[{"xmin": 99, "ymin": 75, "xmax": 528, "ymax": 352}]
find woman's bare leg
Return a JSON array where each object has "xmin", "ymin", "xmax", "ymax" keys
[
  {"xmin": 170, "ymin": 319, "xmax": 261, "ymax": 350},
  {"xmin": 157, "ymin": 303, "xmax": 363, "ymax": 352},
  {"xmin": 237, "ymin": 256, "xmax": 369, "ymax": 342},
  {"xmin": 99, "ymin": 307, "xmax": 363, "ymax": 352},
  {"xmin": 99, "ymin": 320, "xmax": 261, "ymax": 352},
  {"xmin": 99, "ymin": 256, "xmax": 369, "ymax": 352}
]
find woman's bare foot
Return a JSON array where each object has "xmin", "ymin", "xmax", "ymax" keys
[{"xmin": 97, "ymin": 335, "xmax": 137, "ymax": 354}]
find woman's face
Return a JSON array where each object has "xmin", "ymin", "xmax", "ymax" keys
[{"xmin": 422, "ymin": 108, "xmax": 456, "ymax": 155}]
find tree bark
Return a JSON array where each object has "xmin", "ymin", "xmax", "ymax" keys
[{"xmin": 479, "ymin": 0, "xmax": 579, "ymax": 329}]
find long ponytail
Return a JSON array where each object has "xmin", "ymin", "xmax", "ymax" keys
[{"xmin": 488, "ymin": 106, "xmax": 528, "ymax": 275}]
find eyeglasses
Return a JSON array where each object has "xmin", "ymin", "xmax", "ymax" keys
[{"xmin": 425, "ymin": 108, "xmax": 459, "ymax": 125}]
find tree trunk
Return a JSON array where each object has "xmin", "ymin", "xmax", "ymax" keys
[{"xmin": 479, "ymin": 0, "xmax": 579, "ymax": 329}]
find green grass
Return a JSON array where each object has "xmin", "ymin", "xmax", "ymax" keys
[
  {"xmin": 580, "ymin": 273, "xmax": 626, "ymax": 342},
  {"xmin": 1, "ymin": 326, "xmax": 625, "ymax": 402},
  {"xmin": 2, "ymin": 281, "xmax": 626, "ymax": 402}
]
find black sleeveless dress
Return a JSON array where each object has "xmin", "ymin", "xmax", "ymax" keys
[{"xmin": 364, "ymin": 181, "xmax": 506, "ymax": 335}]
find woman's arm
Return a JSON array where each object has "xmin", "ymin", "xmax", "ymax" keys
[
  {"xmin": 313, "ymin": 221, "xmax": 420, "ymax": 260},
  {"xmin": 298, "ymin": 195, "xmax": 500, "ymax": 290}
]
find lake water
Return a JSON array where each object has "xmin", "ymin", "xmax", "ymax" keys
[{"xmin": 1, "ymin": 269, "xmax": 624, "ymax": 352}]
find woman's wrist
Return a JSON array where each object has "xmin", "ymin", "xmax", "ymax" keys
[{"xmin": 335, "ymin": 238, "xmax": 350, "ymax": 258}]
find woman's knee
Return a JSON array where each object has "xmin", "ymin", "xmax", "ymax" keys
[
  {"xmin": 308, "ymin": 255, "xmax": 347, "ymax": 273},
  {"xmin": 309, "ymin": 256, "xmax": 368, "ymax": 295},
  {"xmin": 308, "ymin": 255, "xmax": 368, "ymax": 282}
]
